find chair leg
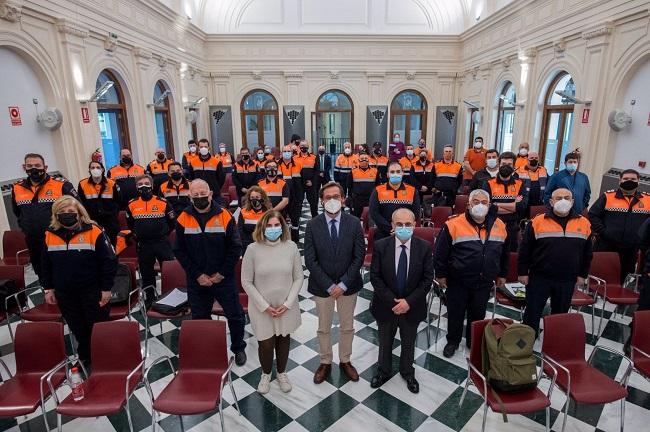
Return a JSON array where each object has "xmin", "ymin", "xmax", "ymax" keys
[
  {"xmin": 621, "ymin": 398, "xmax": 625, "ymax": 432},
  {"xmin": 598, "ymin": 300, "xmax": 606, "ymax": 336},
  {"xmin": 591, "ymin": 305, "xmax": 596, "ymax": 337},
  {"xmin": 40, "ymin": 403, "xmax": 50, "ymax": 432},
  {"xmin": 57, "ymin": 413, "xmax": 62, "ymax": 432},
  {"xmin": 492, "ymin": 298, "xmax": 496, "ymax": 319},
  {"xmin": 151, "ymin": 409, "xmax": 157, "ymax": 432},
  {"xmin": 229, "ymin": 377, "xmax": 241, "ymax": 415},
  {"xmin": 435, "ymin": 301, "xmax": 443, "ymax": 345},
  {"xmin": 219, "ymin": 399, "xmax": 225, "ymax": 431},
  {"xmin": 545, "ymin": 406, "xmax": 550, "ymax": 432},
  {"xmin": 426, "ymin": 311, "xmax": 431, "ymax": 348},
  {"xmin": 459, "ymin": 378, "xmax": 470, "ymax": 407},
  {"xmin": 481, "ymin": 402, "xmax": 488, "ymax": 432},
  {"xmin": 561, "ymin": 397, "xmax": 570, "ymax": 432},
  {"xmin": 126, "ymin": 396, "xmax": 134, "ymax": 432}
]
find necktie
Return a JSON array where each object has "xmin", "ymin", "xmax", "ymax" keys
[
  {"xmin": 330, "ymin": 219, "xmax": 338, "ymax": 250},
  {"xmin": 396, "ymin": 245, "xmax": 407, "ymax": 297}
]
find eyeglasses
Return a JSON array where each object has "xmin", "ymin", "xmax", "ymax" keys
[{"xmin": 394, "ymin": 222, "xmax": 414, "ymax": 228}]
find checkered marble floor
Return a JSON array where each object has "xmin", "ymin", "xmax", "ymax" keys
[{"xmin": 1, "ymin": 203, "xmax": 650, "ymax": 432}]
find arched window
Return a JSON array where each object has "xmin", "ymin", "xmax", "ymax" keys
[
  {"xmin": 495, "ymin": 82, "xmax": 515, "ymax": 152},
  {"xmin": 153, "ymin": 80, "xmax": 174, "ymax": 159},
  {"xmin": 313, "ymin": 90, "xmax": 353, "ymax": 154},
  {"xmin": 96, "ymin": 70, "xmax": 130, "ymax": 168},
  {"xmin": 241, "ymin": 90, "xmax": 279, "ymax": 149},
  {"xmin": 390, "ymin": 90, "xmax": 427, "ymax": 147},
  {"xmin": 540, "ymin": 72, "xmax": 575, "ymax": 172}
]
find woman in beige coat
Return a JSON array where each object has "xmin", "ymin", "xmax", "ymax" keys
[{"xmin": 241, "ymin": 210, "xmax": 303, "ymax": 394}]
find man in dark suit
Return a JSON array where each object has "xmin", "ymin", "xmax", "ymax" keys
[
  {"xmin": 370, "ymin": 208, "xmax": 434, "ymax": 393},
  {"xmin": 304, "ymin": 181, "xmax": 366, "ymax": 384},
  {"xmin": 316, "ymin": 145, "xmax": 332, "ymax": 187}
]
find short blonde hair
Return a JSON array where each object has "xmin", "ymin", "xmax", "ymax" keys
[
  {"xmin": 252, "ymin": 210, "xmax": 290, "ymax": 243},
  {"xmin": 50, "ymin": 196, "xmax": 95, "ymax": 230}
]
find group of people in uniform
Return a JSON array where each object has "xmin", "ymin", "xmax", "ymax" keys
[{"xmin": 8, "ymin": 134, "xmax": 650, "ymax": 385}]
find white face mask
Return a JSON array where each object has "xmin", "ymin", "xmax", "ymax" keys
[
  {"xmin": 474, "ymin": 141, "xmax": 483, "ymax": 149},
  {"xmin": 394, "ymin": 137, "xmax": 400, "ymax": 142},
  {"xmin": 406, "ymin": 150, "xmax": 414, "ymax": 156},
  {"xmin": 324, "ymin": 199, "xmax": 342, "ymax": 214},
  {"xmin": 189, "ymin": 146, "xmax": 197, "ymax": 154},
  {"xmin": 470, "ymin": 203, "xmax": 489, "ymax": 219},
  {"xmin": 519, "ymin": 148, "xmax": 529, "ymax": 156},
  {"xmin": 199, "ymin": 147, "xmax": 209, "ymax": 156},
  {"xmin": 344, "ymin": 148, "xmax": 351, "ymax": 156},
  {"xmin": 486, "ymin": 159, "xmax": 498, "ymax": 169},
  {"xmin": 219, "ymin": 147, "xmax": 226, "ymax": 153},
  {"xmin": 90, "ymin": 168, "xmax": 103, "ymax": 178},
  {"xmin": 553, "ymin": 199, "xmax": 573, "ymax": 215}
]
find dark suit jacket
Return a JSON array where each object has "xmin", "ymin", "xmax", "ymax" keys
[
  {"xmin": 370, "ymin": 236, "xmax": 434, "ymax": 324},
  {"xmin": 304, "ymin": 212, "xmax": 366, "ymax": 297},
  {"xmin": 316, "ymin": 154, "xmax": 332, "ymax": 183}
]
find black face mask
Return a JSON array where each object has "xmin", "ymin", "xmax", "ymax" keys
[
  {"xmin": 267, "ymin": 169, "xmax": 277, "ymax": 178},
  {"xmin": 300, "ymin": 147, "xmax": 308, "ymax": 153},
  {"xmin": 419, "ymin": 143, "xmax": 425, "ymax": 148},
  {"xmin": 192, "ymin": 196, "xmax": 210, "ymax": 210},
  {"xmin": 621, "ymin": 180, "xmax": 639, "ymax": 191},
  {"xmin": 157, "ymin": 154, "xmax": 166, "ymax": 161},
  {"xmin": 374, "ymin": 149, "xmax": 382, "ymax": 155},
  {"xmin": 138, "ymin": 186, "xmax": 153, "ymax": 199},
  {"xmin": 27, "ymin": 168, "xmax": 45, "ymax": 183},
  {"xmin": 250, "ymin": 199, "xmax": 262, "ymax": 209},
  {"xmin": 121, "ymin": 156, "xmax": 132, "ymax": 165},
  {"xmin": 419, "ymin": 156, "xmax": 427, "ymax": 162},
  {"xmin": 242, "ymin": 154, "xmax": 250, "ymax": 161},
  {"xmin": 170, "ymin": 172, "xmax": 183, "ymax": 181},
  {"xmin": 318, "ymin": 150, "xmax": 325, "ymax": 155},
  {"xmin": 499, "ymin": 165, "xmax": 514, "ymax": 178},
  {"xmin": 529, "ymin": 159, "xmax": 539, "ymax": 167},
  {"xmin": 57, "ymin": 213, "xmax": 78, "ymax": 228}
]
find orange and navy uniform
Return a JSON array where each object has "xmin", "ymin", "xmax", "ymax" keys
[
  {"xmin": 432, "ymin": 160, "xmax": 463, "ymax": 193},
  {"xmin": 41, "ymin": 223, "xmax": 117, "ymax": 293},
  {"xmin": 334, "ymin": 154, "xmax": 358, "ymax": 186},
  {"xmin": 173, "ymin": 203, "xmax": 241, "ymax": 283},
  {"xmin": 146, "ymin": 158, "xmax": 174, "ymax": 194},
  {"xmin": 416, "ymin": 147, "xmax": 434, "ymax": 161},
  {"xmin": 126, "ymin": 195, "xmax": 175, "ymax": 242},
  {"xmin": 410, "ymin": 160, "xmax": 434, "ymax": 191},
  {"xmin": 348, "ymin": 167, "xmax": 379, "ymax": 199},
  {"xmin": 107, "ymin": 163, "xmax": 146, "ymax": 208},
  {"xmin": 232, "ymin": 159, "xmax": 260, "ymax": 198},
  {"xmin": 159, "ymin": 179, "xmax": 191, "ymax": 215},
  {"xmin": 296, "ymin": 153, "xmax": 318, "ymax": 187},
  {"xmin": 78, "ymin": 176, "xmax": 121, "ymax": 243},
  {"xmin": 369, "ymin": 154, "xmax": 389, "ymax": 184},
  {"xmin": 369, "ymin": 182, "xmax": 421, "ymax": 238},
  {"xmin": 515, "ymin": 155, "xmax": 528, "ymax": 170},
  {"xmin": 238, "ymin": 208, "xmax": 265, "ymax": 252},
  {"xmin": 485, "ymin": 176, "xmax": 529, "ymax": 225},
  {"xmin": 398, "ymin": 155, "xmax": 418, "ymax": 183},
  {"xmin": 181, "ymin": 151, "xmax": 199, "ymax": 176},
  {"xmin": 258, "ymin": 178, "xmax": 289, "ymax": 209},
  {"xmin": 188, "ymin": 154, "xmax": 225, "ymax": 193},
  {"xmin": 217, "ymin": 152, "xmax": 234, "ymax": 173},
  {"xmin": 11, "ymin": 174, "xmax": 77, "ymax": 235},
  {"xmin": 434, "ymin": 211, "xmax": 509, "ymax": 283},
  {"xmin": 279, "ymin": 158, "xmax": 303, "ymax": 195},
  {"xmin": 516, "ymin": 165, "xmax": 548, "ymax": 206},
  {"xmin": 519, "ymin": 209, "xmax": 593, "ymax": 281},
  {"xmin": 588, "ymin": 189, "xmax": 650, "ymax": 248}
]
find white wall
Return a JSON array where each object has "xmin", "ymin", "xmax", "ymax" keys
[
  {"xmin": 0, "ymin": 48, "xmax": 62, "ymax": 181},
  {"xmin": 612, "ymin": 59, "xmax": 650, "ymax": 174}
]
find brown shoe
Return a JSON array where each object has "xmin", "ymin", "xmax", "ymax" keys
[
  {"xmin": 313, "ymin": 363, "xmax": 331, "ymax": 384},
  {"xmin": 339, "ymin": 362, "xmax": 359, "ymax": 382}
]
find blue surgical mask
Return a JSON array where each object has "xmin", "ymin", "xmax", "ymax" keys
[
  {"xmin": 389, "ymin": 174, "xmax": 402, "ymax": 185},
  {"xmin": 265, "ymin": 226, "xmax": 283, "ymax": 242},
  {"xmin": 282, "ymin": 151, "xmax": 292, "ymax": 160},
  {"xmin": 566, "ymin": 163, "xmax": 578, "ymax": 173},
  {"xmin": 395, "ymin": 226, "xmax": 414, "ymax": 241}
]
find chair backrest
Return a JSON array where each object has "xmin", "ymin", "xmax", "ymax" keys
[
  {"xmin": 430, "ymin": 206, "xmax": 452, "ymax": 228},
  {"xmin": 228, "ymin": 185, "xmax": 238, "ymax": 202},
  {"xmin": 178, "ymin": 320, "xmax": 227, "ymax": 372},
  {"xmin": 590, "ymin": 252, "xmax": 621, "ymax": 285},
  {"xmin": 360, "ymin": 207, "xmax": 370, "ymax": 232},
  {"xmin": 0, "ymin": 264, "xmax": 25, "ymax": 290},
  {"xmin": 632, "ymin": 310, "xmax": 650, "ymax": 355},
  {"xmin": 529, "ymin": 205, "xmax": 547, "ymax": 219},
  {"xmin": 413, "ymin": 227, "xmax": 436, "ymax": 250},
  {"xmin": 235, "ymin": 258, "xmax": 244, "ymax": 293},
  {"xmin": 168, "ymin": 229, "xmax": 176, "ymax": 246},
  {"xmin": 91, "ymin": 321, "xmax": 142, "ymax": 373},
  {"xmin": 541, "ymin": 313, "xmax": 585, "ymax": 363},
  {"xmin": 506, "ymin": 252, "xmax": 518, "ymax": 283},
  {"xmin": 2, "ymin": 230, "xmax": 28, "ymax": 265},
  {"xmin": 117, "ymin": 211, "xmax": 128, "ymax": 230},
  {"xmin": 453, "ymin": 195, "xmax": 469, "ymax": 215},
  {"xmin": 470, "ymin": 319, "xmax": 513, "ymax": 372},
  {"xmin": 221, "ymin": 173, "xmax": 233, "ymax": 192},
  {"xmin": 366, "ymin": 227, "xmax": 376, "ymax": 255},
  {"xmin": 161, "ymin": 260, "xmax": 187, "ymax": 296},
  {"xmin": 14, "ymin": 322, "xmax": 66, "ymax": 375}
]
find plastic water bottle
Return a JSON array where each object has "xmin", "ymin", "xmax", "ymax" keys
[{"xmin": 70, "ymin": 367, "xmax": 84, "ymax": 402}]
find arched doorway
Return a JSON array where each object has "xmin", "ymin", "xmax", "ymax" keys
[
  {"xmin": 96, "ymin": 69, "xmax": 131, "ymax": 168},
  {"xmin": 540, "ymin": 72, "xmax": 575, "ymax": 171},
  {"xmin": 390, "ymin": 90, "xmax": 427, "ymax": 147},
  {"xmin": 240, "ymin": 89, "xmax": 280, "ymax": 149},
  {"xmin": 495, "ymin": 81, "xmax": 516, "ymax": 152},
  {"xmin": 313, "ymin": 90, "xmax": 353, "ymax": 154},
  {"xmin": 153, "ymin": 80, "xmax": 174, "ymax": 158}
]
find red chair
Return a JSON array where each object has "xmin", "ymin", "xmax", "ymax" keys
[
  {"xmin": 0, "ymin": 322, "xmax": 67, "ymax": 431},
  {"xmin": 149, "ymin": 320, "xmax": 240, "ymax": 431},
  {"xmin": 588, "ymin": 251, "xmax": 639, "ymax": 335},
  {"xmin": 453, "ymin": 194, "xmax": 468, "ymax": 215},
  {"xmin": 631, "ymin": 310, "xmax": 650, "ymax": 381},
  {"xmin": 116, "ymin": 230, "xmax": 139, "ymax": 268},
  {"xmin": 107, "ymin": 262, "xmax": 143, "ymax": 323},
  {"xmin": 570, "ymin": 281, "xmax": 597, "ymax": 336},
  {"xmin": 360, "ymin": 206, "xmax": 370, "ymax": 236},
  {"xmin": 221, "ymin": 173, "xmax": 233, "ymax": 193},
  {"xmin": 426, "ymin": 279, "xmax": 445, "ymax": 347},
  {"xmin": 413, "ymin": 227, "xmax": 436, "ymax": 250},
  {"xmin": 459, "ymin": 319, "xmax": 556, "ymax": 432},
  {"xmin": 212, "ymin": 259, "xmax": 248, "ymax": 317},
  {"xmin": 492, "ymin": 252, "xmax": 525, "ymax": 321},
  {"xmin": 1, "ymin": 230, "xmax": 30, "ymax": 266},
  {"xmin": 541, "ymin": 313, "xmax": 632, "ymax": 432},
  {"xmin": 529, "ymin": 205, "xmax": 547, "ymax": 219},
  {"xmin": 117, "ymin": 211, "xmax": 129, "ymax": 230},
  {"xmin": 362, "ymin": 227, "xmax": 376, "ymax": 277},
  {"xmin": 429, "ymin": 206, "xmax": 452, "ymax": 229},
  {"xmin": 50, "ymin": 321, "xmax": 149, "ymax": 432}
]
